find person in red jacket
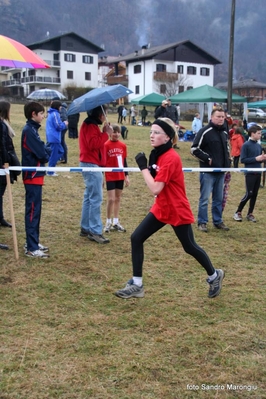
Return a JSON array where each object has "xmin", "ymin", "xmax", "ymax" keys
[
  {"xmin": 231, "ymin": 127, "xmax": 245, "ymax": 168},
  {"xmin": 115, "ymin": 117, "xmax": 224, "ymax": 300},
  {"xmin": 79, "ymin": 105, "xmax": 113, "ymax": 244},
  {"xmin": 104, "ymin": 124, "xmax": 129, "ymax": 233}
]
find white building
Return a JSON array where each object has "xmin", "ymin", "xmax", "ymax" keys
[
  {"xmin": 109, "ymin": 41, "xmax": 221, "ymax": 101},
  {"xmin": 1, "ymin": 32, "xmax": 104, "ymax": 97}
]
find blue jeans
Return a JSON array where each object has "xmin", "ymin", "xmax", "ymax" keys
[
  {"xmin": 197, "ymin": 172, "xmax": 225, "ymax": 225},
  {"xmin": 80, "ymin": 162, "xmax": 103, "ymax": 235}
]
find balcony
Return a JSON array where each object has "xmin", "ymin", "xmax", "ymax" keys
[
  {"xmin": 2, "ymin": 79, "xmax": 22, "ymax": 87},
  {"xmin": 21, "ymin": 76, "xmax": 61, "ymax": 84},
  {"xmin": 44, "ymin": 60, "xmax": 61, "ymax": 68},
  {"xmin": 106, "ymin": 75, "xmax": 128, "ymax": 85},
  {"xmin": 1, "ymin": 76, "xmax": 61, "ymax": 87},
  {"xmin": 153, "ymin": 72, "xmax": 179, "ymax": 82}
]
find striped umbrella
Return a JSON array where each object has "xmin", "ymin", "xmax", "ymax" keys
[
  {"xmin": 27, "ymin": 89, "xmax": 66, "ymax": 101},
  {"xmin": 0, "ymin": 35, "xmax": 50, "ymax": 69}
]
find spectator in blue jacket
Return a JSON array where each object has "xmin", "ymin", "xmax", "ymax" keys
[
  {"xmin": 46, "ymin": 100, "xmax": 68, "ymax": 176},
  {"xmin": 21, "ymin": 101, "xmax": 51, "ymax": 258},
  {"xmin": 192, "ymin": 113, "xmax": 202, "ymax": 135}
]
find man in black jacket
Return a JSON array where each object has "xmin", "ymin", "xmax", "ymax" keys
[{"xmin": 191, "ymin": 107, "xmax": 231, "ymax": 232}]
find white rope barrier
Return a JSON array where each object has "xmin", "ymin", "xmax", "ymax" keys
[{"xmin": 0, "ymin": 167, "xmax": 266, "ymax": 176}]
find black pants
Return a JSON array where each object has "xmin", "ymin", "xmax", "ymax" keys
[
  {"xmin": 236, "ymin": 173, "xmax": 261, "ymax": 214},
  {"xmin": 61, "ymin": 129, "xmax": 68, "ymax": 162},
  {"xmin": 131, "ymin": 212, "xmax": 215, "ymax": 277},
  {"xmin": 233, "ymin": 156, "xmax": 240, "ymax": 168},
  {"xmin": 0, "ymin": 182, "xmax": 7, "ymax": 220}
]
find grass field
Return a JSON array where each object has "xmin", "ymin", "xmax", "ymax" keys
[{"xmin": 0, "ymin": 104, "xmax": 266, "ymax": 398}]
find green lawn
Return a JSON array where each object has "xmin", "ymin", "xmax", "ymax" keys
[{"xmin": 0, "ymin": 104, "xmax": 265, "ymax": 398}]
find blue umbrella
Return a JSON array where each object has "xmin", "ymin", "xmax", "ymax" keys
[{"xmin": 67, "ymin": 84, "xmax": 132, "ymax": 116}]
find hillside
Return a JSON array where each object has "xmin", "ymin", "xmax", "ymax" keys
[{"xmin": 0, "ymin": 0, "xmax": 266, "ymax": 84}]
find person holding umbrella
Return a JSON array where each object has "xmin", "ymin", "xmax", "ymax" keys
[{"xmin": 79, "ymin": 105, "xmax": 113, "ymax": 244}]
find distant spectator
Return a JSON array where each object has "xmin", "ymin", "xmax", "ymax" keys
[
  {"xmin": 68, "ymin": 113, "xmax": 80, "ymax": 139},
  {"xmin": 59, "ymin": 102, "xmax": 68, "ymax": 163},
  {"xmin": 141, "ymin": 106, "xmax": 148, "ymax": 125},
  {"xmin": 231, "ymin": 127, "xmax": 245, "ymax": 168},
  {"xmin": 154, "ymin": 100, "xmax": 168, "ymax": 119},
  {"xmin": 122, "ymin": 107, "xmax": 127, "ymax": 122},
  {"xmin": 192, "ymin": 113, "xmax": 202, "ymax": 135},
  {"xmin": 117, "ymin": 104, "xmax": 123, "ymax": 124},
  {"xmin": 166, "ymin": 99, "xmax": 178, "ymax": 124}
]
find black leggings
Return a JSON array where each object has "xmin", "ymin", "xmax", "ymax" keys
[
  {"xmin": 237, "ymin": 174, "xmax": 261, "ymax": 214},
  {"xmin": 131, "ymin": 212, "xmax": 215, "ymax": 277}
]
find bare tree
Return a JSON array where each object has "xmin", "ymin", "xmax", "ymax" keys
[{"xmin": 154, "ymin": 74, "xmax": 192, "ymax": 97}]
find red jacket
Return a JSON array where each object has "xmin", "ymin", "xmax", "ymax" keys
[
  {"xmin": 231, "ymin": 134, "xmax": 244, "ymax": 157},
  {"xmin": 79, "ymin": 119, "xmax": 108, "ymax": 166}
]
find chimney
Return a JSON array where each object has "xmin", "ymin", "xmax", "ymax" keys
[
  {"xmin": 134, "ymin": 50, "xmax": 138, "ymax": 56},
  {"xmin": 141, "ymin": 45, "xmax": 148, "ymax": 55}
]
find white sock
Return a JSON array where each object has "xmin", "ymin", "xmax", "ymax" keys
[
  {"xmin": 208, "ymin": 271, "xmax": 217, "ymax": 282},
  {"xmin": 106, "ymin": 218, "xmax": 112, "ymax": 224},
  {"xmin": 113, "ymin": 218, "xmax": 118, "ymax": 225},
  {"xmin": 133, "ymin": 276, "xmax": 143, "ymax": 287}
]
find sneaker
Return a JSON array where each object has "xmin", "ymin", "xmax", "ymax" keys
[
  {"xmin": 214, "ymin": 222, "xmax": 230, "ymax": 231},
  {"xmin": 25, "ymin": 249, "xmax": 49, "ymax": 258},
  {"xmin": 0, "ymin": 218, "xmax": 12, "ymax": 227},
  {"xmin": 198, "ymin": 223, "xmax": 207, "ymax": 232},
  {"xmin": 114, "ymin": 279, "xmax": 144, "ymax": 299},
  {"xmin": 112, "ymin": 222, "xmax": 126, "ymax": 232},
  {"xmin": 24, "ymin": 243, "xmax": 49, "ymax": 253},
  {"xmin": 246, "ymin": 214, "xmax": 256, "ymax": 222},
  {"xmin": 233, "ymin": 212, "xmax": 242, "ymax": 222},
  {"xmin": 87, "ymin": 232, "xmax": 110, "ymax": 244},
  {"xmin": 104, "ymin": 222, "xmax": 113, "ymax": 233},
  {"xmin": 80, "ymin": 228, "xmax": 90, "ymax": 237},
  {"xmin": 207, "ymin": 269, "xmax": 224, "ymax": 298}
]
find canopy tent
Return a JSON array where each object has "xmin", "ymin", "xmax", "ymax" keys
[
  {"xmin": 247, "ymin": 100, "xmax": 266, "ymax": 108},
  {"xmin": 131, "ymin": 92, "xmax": 165, "ymax": 106},
  {"xmin": 169, "ymin": 84, "xmax": 247, "ymax": 121}
]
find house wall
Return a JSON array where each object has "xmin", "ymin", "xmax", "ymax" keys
[{"xmin": 128, "ymin": 58, "xmax": 214, "ymax": 101}]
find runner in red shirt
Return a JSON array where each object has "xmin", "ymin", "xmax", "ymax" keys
[
  {"xmin": 115, "ymin": 118, "xmax": 224, "ymax": 300},
  {"xmin": 104, "ymin": 124, "xmax": 129, "ymax": 233}
]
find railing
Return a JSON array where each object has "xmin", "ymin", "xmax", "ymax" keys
[
  {"xmin": 153, "ymin": 72, "xmax": 179, "ymax": 81},
  {"xmin": 1, "ymin": 76, "xmax": 61, "ymax": 87},
  {"xmin": 43, "ymin": 60, "xmax": 61, "ymax": 67},
  {"xmin": 21, "ymin": 76, "xmax": 61, "ymax": 84},
  {"xmin": 106, "ymin": 75, "xmax": 128, "ymax": 85},
  {"xmin": 2, "ymin": 79, "xmax": 22, "ymax": 87}
]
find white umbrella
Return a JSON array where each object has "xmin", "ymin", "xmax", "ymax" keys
[{"xmin": 27, "ymin": 89, "xmax": 66, "ymax": 101}]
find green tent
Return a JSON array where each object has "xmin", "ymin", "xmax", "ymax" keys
[
  {"xmin": 248, "ymin": 100, "xmax": 266, "ymax": 108},
  {"xmin": 169, "ymin": 84, "xmax": 247, "ymax": 103},
  {"xmin": 131, "ymin": 92, "xmax": 165, "ymax": 106}
]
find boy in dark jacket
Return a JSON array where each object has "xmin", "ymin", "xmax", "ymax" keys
[{"xmin": 21, "ymin": 102, "xmax": 50, "ymax": 258}]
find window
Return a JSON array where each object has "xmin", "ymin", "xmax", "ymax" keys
[
  {"xmin": 179, "ymin": 86, "xmax": 184, "ymax": 93},
  {"xmin": 156, "ymin": 64, "xmax": 166, "ymax": 72},
  {"xmin": 64, "ymin": 53, "xmax": 76, "ymax": 62},
  {"xmin": 134, "ymin": 65, "xmax": 141, "ymax": 74},
  {"xmin": 67, "ymin": 70, "xmax": 73, "ymax": 79},
  {"xmin": 85, "ymin": 72, "xmax": 91, "ymax": 81},
  {"xmin": 83, "ymin": 55, "xmax": 93, "ymax": 64},
  {"xmin": 177, "ymin": 65, "xmax": 184, "ymax": 74},
  {"xmin": 187, "ymin": 66, "xmax": 196, "ymax": 75},
  {"xmin": 160, "ymin": 84, "xmax": 166, "ymax": 94},
  {"xmin": 187, "ymin": 86, "xmax": 193, "ymax": 90},
  {"xmin": 200, "ymin": 67, "xmax": 210, "ymax": 76},
  {"xmin": 135, "ymin": 85, "xmax": 140, "ymax": 94}
]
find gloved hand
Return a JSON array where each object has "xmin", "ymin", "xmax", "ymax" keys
[{"xmin": 135, "ymin": 152, "xmax": 148, "ymax": 170}]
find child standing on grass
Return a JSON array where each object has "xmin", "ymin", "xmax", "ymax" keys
[
  {"xmin": 22, "ymin": 102, "xmax": 51, "ymax": 258},
  {"xmin": 115, "ymin": 118, "xmax": 224, "ymax": 300},
  {"xmin": 233, "ymin": 124, "xmax": 266, "ymax": 223},
  {"xmin": 104, "ymin": 124, "xmax": 129, "ymax": 233}
]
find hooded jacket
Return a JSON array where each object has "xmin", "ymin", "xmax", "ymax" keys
[
  {"xmin": 46, "ymin": 107, "xmax": 67, "ymax": 143},
  {"xmin": 191, "ymin": 121, "xmax": 231, "ymax": 168}
]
